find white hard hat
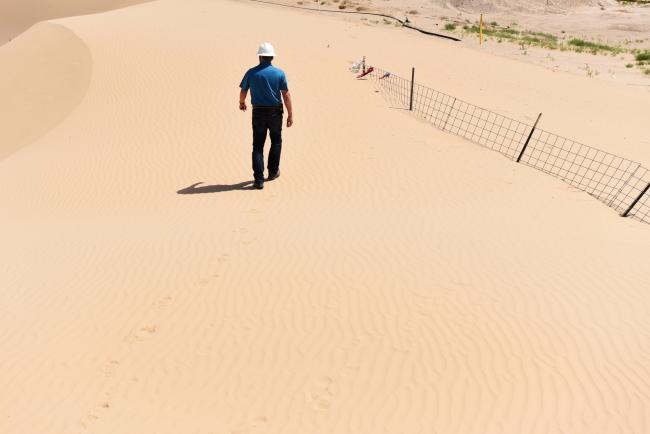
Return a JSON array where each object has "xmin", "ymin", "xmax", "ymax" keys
[{"xmin": 256, "ymin": 42, "xmax": 276, "ymax": 57}]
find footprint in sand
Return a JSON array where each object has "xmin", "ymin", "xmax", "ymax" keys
[
  {"xmin": 306, "ymin": 376, "xmax": 334, "ymax": 411},
  {"xmin": 80, "ymin": 413, "xmax": 99, "ymax": 428},
  {"xmin": 229, "ymin": 415, "xmax": 269, "ymax": 434},
  {"xmin": 80, "ymin": 400, "xmax": 112, "ymax": 429},
  {"xmin": 102, "ymin": 359, "xmax": 120, "ymax": 378},
  {"xmin": 124, "ymin": 325, "xmax": 158, "ymax": 343},
  {"xmin": 153, "ymin": 296, "xmax": 173, "ymax": 308}
]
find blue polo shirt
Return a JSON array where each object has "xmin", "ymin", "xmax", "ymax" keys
[{"xmin": 240, "ymin": 61, "xmax": 288, "ymax": 106}]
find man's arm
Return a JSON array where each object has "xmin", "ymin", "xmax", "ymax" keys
[
  {"xmin": 282, "ymin": 90, "xmax": 293, "ymax": 127},
  {"xmin": 239, "ymin": 89, "xmax": 248, "ymax": 111}
]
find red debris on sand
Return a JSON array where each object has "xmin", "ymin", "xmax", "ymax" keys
[{"xmin": 357, "ymin": 66, "xmax": 374, "ymax": 79}]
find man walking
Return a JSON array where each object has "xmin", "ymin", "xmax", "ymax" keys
[{"xmin": 239, "ymin": 42, "xmax": 293, "ymax": 190}]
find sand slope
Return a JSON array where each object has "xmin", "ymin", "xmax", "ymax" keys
[
  {"xmin": 0, "ymin": 1, "xmax": 649, "ymax": 433},
  {"xmin": 0, "ymin": 0, "xmax": 152, "ymax": 44},
  {"xmin": 0, "ymin": 22, "xmax": 92, "ymax": 160}
]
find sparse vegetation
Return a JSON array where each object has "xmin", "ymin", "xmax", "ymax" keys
[
  {"xmin": 636, "ymin": 51, "xmax": 650, "ymax": 62},
  {"xmin": 583, "ymin": 63, "xmax": 599, "ymax": 78},
  {"xmin": 568, "ymin": 39, "xmax": 620, "ymax": 53},
  {"xmin": 359, "ymin": 8, "xmax": 650, "ymax": 79},
  {"xmin": 447, "ymin": 20, "xmax": 650, "ymax": 78}
]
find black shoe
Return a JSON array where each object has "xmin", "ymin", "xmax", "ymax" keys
[
  {"xmin": 253, "ymin": 180, "xmax": 264, "ymax": 190},
  {"xmin": 267, "ymin": 170, "xmax": 280, "ymax": 181}
]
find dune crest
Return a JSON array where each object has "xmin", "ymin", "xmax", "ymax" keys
[
  {"xmin": 0, "ymin": 22, "xmax": 92, "ymax": 160},
  {"xmin": 0, "ymin": 0, "xmax": 152, "ymax": 45}
]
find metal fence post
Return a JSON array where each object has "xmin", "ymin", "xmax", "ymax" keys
[
  {"xmin": 621, "ymin": 182, "xmax": 650, "ymax": 217},
  {"xmin": 516, "ymin": 113, "xmax": 543, "ymax": 163},
  {"xmin": 409, "ymin": 67, "xmax": 415, "ymax": 111}
]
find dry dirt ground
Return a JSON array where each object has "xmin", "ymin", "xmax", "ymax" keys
[{"xmin": 281, "ymin": 0, "xmax": 650, "ymax": 84}]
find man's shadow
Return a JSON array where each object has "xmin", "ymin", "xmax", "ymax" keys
[{"xmin": 177, "ymin": 181, "xmax": 255, "ymax": 194}]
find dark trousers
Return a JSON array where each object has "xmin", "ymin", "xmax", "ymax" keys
[{"xmin": 252, "ymin": 106, "xmax": 283, "ymax": 182}]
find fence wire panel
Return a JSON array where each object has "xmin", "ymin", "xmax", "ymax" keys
[
  {"xmin": 372, "ymin": 68, "xmax": 411, "ymax": 109},
  {"xmin": 372, "ymin": 68, "xmax": 529, "ymax": 160},
  {"xmin": 411, "ymin": 83, "xmax": 456, "ymax": 130},
  {"xmin": 368, "ymin": 66, "xmax": 649, "ymax": 225},
  {"xmin": 521, "ymin": 129, "xmax": 642, "ymax": 207},
  {"xmin": 443, "ymin": 99, "xmax": 530, "ymax": 160},
  {"xmin": 610, "ymin": 167, "xmax": 650, "ymax": 221},
  {"xmin": 631, "ymin": 186, "xmax": 650, "ymax": 223}
]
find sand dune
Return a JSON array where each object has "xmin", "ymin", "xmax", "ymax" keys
[
  {"xmin": 0, "ymin": 0, "xmax": 152, "ymax": 44},
  {"xmin": 1, "ymin": 0, "xmax": 649, "ymax": 433},
  {"xmin": 0, "ymin": 22, "xmax": 92, "ymax": 160}
]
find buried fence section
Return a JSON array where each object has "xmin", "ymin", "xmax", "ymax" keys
[
  {"xmin": 372, "ymin": 68, "xmax": 409, "ymax": 109},
  {"xmin": 623, "ymin": 183, "xmax": 650, "ymax": 218},
  {"xmin": 374, "ymin": 69, "xmax": 531, "ymax": 160},
  {"xmin": 409, "ymin": 67, "xmax": 415, "ymax": 111},
  {"xmin": 518, "ymin": 130, "xmax": 643, "ymax": 209},
  {"xmin": 411, "ymin": 83, "xmax": 456, "ymax": 130},
  {"xmin": 367, "ymin": 66, "xmax": 650, "ymax": 225},
  {"xmin": 440, "ymin": 98, "xmax": 529, "ymax": 161},
  {"xmin": 383, "ymin": 70, "xmax": 410, "ymax": 109},
  {"xmin": 609, "ymin": 166, "xmax": 650, "ymax": 220}
]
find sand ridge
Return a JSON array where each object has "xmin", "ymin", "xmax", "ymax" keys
[
  {"xmin": 0, "ymin": 22, "xmax": 92, "ymax": 160},
  {"xmin": 0, "ymin": 0, "xmax": 649, "ymax": 433},
  {"xmin": 0, "ymin": 0, "xmax": 154, "ymax": 45}
]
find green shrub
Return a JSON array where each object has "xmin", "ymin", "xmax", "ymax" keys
[
  {"xmin": 568, "ymin": 39, "xmax": 617, "ymax": 52},
  {"xmin": 635, "ymin": 51, "xmax": 650, "ymax": 61}
]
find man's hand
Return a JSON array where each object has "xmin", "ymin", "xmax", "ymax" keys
[
  {"xmin": 282, "ymin": 90, "xmax": 293, "ymax": 128},
  {"xmin": 239, "ymin": 89, "xmax": 248, "ymax": 111}
]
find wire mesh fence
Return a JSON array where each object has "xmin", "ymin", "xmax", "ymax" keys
[{"xmin": 368, "ymin": 66, "xmax": 650, "ymax": 225}]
